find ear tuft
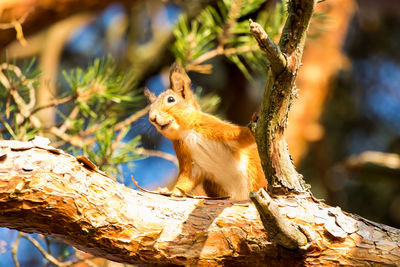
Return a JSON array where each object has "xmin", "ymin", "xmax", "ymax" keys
[
  {"xmin": 168, "ymin": 62, "xmax": 200, "ymax": 109},
  {"xmin": 144, "ymin": 88, "xmax": 157, "ymax": 104},
  {"xmin": 169, "ymin": 62, "xmax": 190, "ymax": 98}
]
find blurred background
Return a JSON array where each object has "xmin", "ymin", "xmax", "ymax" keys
[{"xmin": 0, "ymin": 0, "xmax": 399, "ymax": 265}]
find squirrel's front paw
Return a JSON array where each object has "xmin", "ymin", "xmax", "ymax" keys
[
  {"xmin": 155, "ymin": 187, "xmax": 185, "ymax": 197},
  {"xmin": 170, "ymin": 188, "xmax": 185, "ymax": 197},
  {"xmin": 155, "ymin": 187, "xmax": 172, "ymax": 196}
]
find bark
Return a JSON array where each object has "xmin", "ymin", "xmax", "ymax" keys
[
  {"xmin": 0, "ymin": 140, "xmax": 400, "ymax": 266},
  {"xmin": 2, "ymin": 0, "xmax": 400, "ymax": 265},
  {"xmin": 248, "ymin": 0, "xmax": 398, "ymax": 256},
  {"xmin": 253, "ymin": 0, "xmax": 317, "ymax": 194}
]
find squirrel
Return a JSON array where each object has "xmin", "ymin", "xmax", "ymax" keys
[{"xmin": 145, "ymin": 64, "xmax": 267, "ymax": 200}]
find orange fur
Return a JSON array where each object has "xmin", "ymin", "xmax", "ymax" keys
[{"xmin": 147, "ymin": 64, "xmax": 267, "ymax": 200}]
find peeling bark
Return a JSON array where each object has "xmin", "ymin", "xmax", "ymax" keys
[{"xmin": 0, "ymin": 140, "xmax": 399, "ymax": 266}]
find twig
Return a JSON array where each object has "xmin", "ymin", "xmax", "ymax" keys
[
  {"xmin": 12, "ymin": 19, "xmax": 28, "ymax": 46},
  {"xmin": 73, "ymin": 248, "xmax": 98, "ymax": 267},
  {"xmin": 219, "ymin": 0, "xmax": 242, "ymax": 48},
  {"xmin": 111, "ymin": 129, "xmax": 127, "ymax": 152},
  {"xmin": 341, "ymin": 151, "xmax": 400, "ymax": 182},
  {"xmin": 31, "ymin": 95, "xmax": 73, "ymax": 115},
  {"xmin": 0, "ymin": 63, "xmax": 36, "ymax": 119},
  {"xmin": 249, "ymin": 19, "xmax": 286, "ymax": 74},
  {"xmin": 0, "ymin": 10, "xmax": 31, "ymax": 46},
  {"xmin": 20, "ymin": 233, "xmax": 66, "ymax": 266},
  {"xmin": 36, "ymin": 13, "xmax": 95, "ymax": 129},
  {"xmin": 50, "ymin": 106, "xmax": 149, "ymax": 149},
  {"xmin": 59, "ymin": 106, "xmax": 80, "ymax": 134},
  {"xmin": 49, "ymin": 126, "xmax": 85, "ymax": 147},
  {"xmin": 135, "ymin": 147, "xmax": 178, "ymax": 166},
  {"xmin": 110, "ymin": 106, "xmax": 150, "ymax": 151},
  {"xmin": 248, "ymin": 0, "xmax": 317, "ymax": 250},
  {"xmin": 131, "ymin": 176, "xmax": 229, "ymax": 200},
  {"xmin": 185, "ymin": 0, "xmax": 259, "ymax": 73},
  {"xmin": 0, "ymin": 10, "xmax": 30, "ymax": 29},
  {"xmin": 174, "ymin": 187, "xmax": 230, "ymax": 200},
  {"xmin": 12, "ymin": 232, "xmax": 21, "ymax": 267},
  {"xmin": 115, "ymin": 106, "xmax": 150, "ymax": 132},
  {"xmin": 186, "ymin": 45, "xmax": 259, "ymax": 72},
  {"xmin": 19, "ymin": 232, "xmax": 96, "ymax": 267},
  {"xmin": 81, "ymin": 106, "xmax": 150, "ymax": 137},
  {"xmin": 0, "ymin": 63, "xmax": 42, "ymax": 133}
]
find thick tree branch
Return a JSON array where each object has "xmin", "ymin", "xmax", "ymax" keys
[{"xmin": 0, "ymin": 140, "xmax": 400, "ymax": 265}]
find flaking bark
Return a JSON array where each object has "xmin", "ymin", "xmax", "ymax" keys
[{"xmin": 0, "ymin": 140, "xmax": 399, "ymax": 266}]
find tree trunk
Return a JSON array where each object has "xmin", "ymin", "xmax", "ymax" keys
[{"xmin": 0, "ymin": 140, "xmax": 399, "ymax": 266}]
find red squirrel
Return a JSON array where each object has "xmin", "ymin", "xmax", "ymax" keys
[{"xmin": 145, "ymin": 64, "xmax": 267, "ymax": 200}]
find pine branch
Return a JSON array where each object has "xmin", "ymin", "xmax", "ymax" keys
[
  {"xmin": 172, "ymin": 0, "xmax": 285, "ymax": 78},
  {"xmin": 186, "ymin": 45, "xmax": 259, "ymax": 72}
]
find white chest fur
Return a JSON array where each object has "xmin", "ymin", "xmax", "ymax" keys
[{"xmin": 183, "ymin": 130, "xmax": 249, "ymax": 200}]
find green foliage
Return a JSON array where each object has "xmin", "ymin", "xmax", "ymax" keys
[
  {"xmin": 0, "ymin": 58, "xmax": 41, "ymax": 140},
  {"xmin": 171, "ymin": 0, "xmax": 286, "ymax": 80},
  {"xmin": 0, "ymin": 56, "xmax": 144, "ymax": 180},
  {"xmin": 79, "ymin": 126, "xmax": 143, "ymax": 178},
  {"xmin": 62, "ymin": 56, "xmax": 141, "ymax": 119},
  {"xmin": 171, "ymin": 10, "xmax": 219, "ymax": 65},
  {"xmin": 61, "ymin": 57, "xmax": 144, "ymax": 178}
]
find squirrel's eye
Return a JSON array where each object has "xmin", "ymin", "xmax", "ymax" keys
[{"xmin": 167, "ymin": 96, "xmax": 175, "ymax": 103}]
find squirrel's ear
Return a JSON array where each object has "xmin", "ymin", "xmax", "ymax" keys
[
  {"xmin": 169, "ymin": 63, "xmax": 200, "ymax": 109},
  {"xmin": 169, "ymin": 62, "xmax": 191, "ymax": 99},
  {"xmin": 144, "ymin": 88, "xmax": 157, "ymax": 104}
]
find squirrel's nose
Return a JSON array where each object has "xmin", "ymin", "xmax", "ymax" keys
[{"xmin": 149, "ymin": 112, "xmax": 157, "ymax": 123}]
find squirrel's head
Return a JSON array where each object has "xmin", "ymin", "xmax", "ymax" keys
[{"xmin": 145, "ymin": 63, "xmax": 199, "ymax": 140}]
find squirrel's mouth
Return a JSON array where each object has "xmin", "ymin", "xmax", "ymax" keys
[{"xmin": 155, "ymin": 121, "xmax": 171, "ymax": 130}]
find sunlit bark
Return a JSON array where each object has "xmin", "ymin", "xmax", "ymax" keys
[{"xmin": 0, "ymin": 141, "xmax": 399, "ymax": 265}]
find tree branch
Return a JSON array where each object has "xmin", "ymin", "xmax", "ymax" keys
[
  {"xmin": 12, "ymin": 232, "xmax": 21, "ymax": 267},
  {"xmin": 0, "ymin": 140, "xmax": 399, "ymax": 265},
  {"xmin": 250, "ymin": 190, "xmax": 307, "ymax": 250},
  {"xmin": 251, "ymin": 0, "xmax": 316, "ymax": 194},
  {"xmin": 248, "ymin": 0, "xmax": 325, "ymax": 250},
  {"xmin": 249, "ymin": 19, "xmax": 286, "ymax": 75}
]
